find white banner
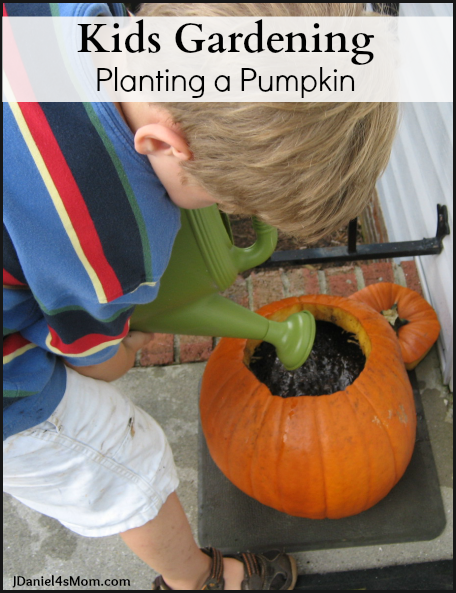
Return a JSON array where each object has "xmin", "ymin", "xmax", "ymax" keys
[{"xmin": 3, "ymin": 16, "xmax": 453, "ymax": 102}]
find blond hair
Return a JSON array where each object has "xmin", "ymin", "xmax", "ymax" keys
[{"xmin": 138, "ymin": 4, "xmax": 398, "ymax": 242}]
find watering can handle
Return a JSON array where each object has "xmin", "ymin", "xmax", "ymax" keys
[{"xmin": 231, "ymin": 216, "xmax": 278, "ymax": 274}]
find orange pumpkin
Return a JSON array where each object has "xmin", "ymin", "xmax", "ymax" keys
[
  {"xmin": 349, "ymin": 283, "xmax": 440, "ymax": 370},
  {"xmin": 200, "ymin": 295, "xmax": 416, "ymax": 519}
]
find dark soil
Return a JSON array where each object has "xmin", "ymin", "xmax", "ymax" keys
[
  {"xmin": 249, "ymin": 320, "xmax": 366, "ymax": 397},
  {"xmin": 228, "ymin": 215, "xmax": 365, "ymax": 271}
]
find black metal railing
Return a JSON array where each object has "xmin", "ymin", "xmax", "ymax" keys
[{"xmin": 257, "ymin": 204, "xmax": 450, "ymax": 268}]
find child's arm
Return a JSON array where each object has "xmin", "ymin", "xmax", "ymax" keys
[{"xmin": 65, "ymin": 331, "xmax": 154, "ymax": 382}]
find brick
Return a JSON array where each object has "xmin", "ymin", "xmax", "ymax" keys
[
  {"xmin": 303, "ymin": 268, "xmax": 320, "ymax": 294},
  {"xmin": 220, "ymin": 274, "xmax": 249, "ymax": 308},
  {"xmin": 250, "ymin": 269, "xmax": 284, "ymax": 309},
  {"xmin": 326, "ymin": 266, "xmax": 358, "ymax": 297},
  {"xmin": 139, "ymin": 333, "xmax": 174, "ymax": 366},
  {"xmin": 285, "ymin": 268, "xmax": 305, "ymax": 297},
  {"xmin": 401, "ymin": 261, "xmax": 423, "ymax": 295},
  {"xmin": 179, "ymin": 334, "xmax": 213, "ymax": 363},
  {"xmin": 359, "ymin": 262, "xmax": 395, "ymax": 286}
]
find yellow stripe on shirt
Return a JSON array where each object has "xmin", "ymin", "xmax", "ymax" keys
[{"xmin": 3, "ymin": 75, "xmax": 109, "ymax": 304}]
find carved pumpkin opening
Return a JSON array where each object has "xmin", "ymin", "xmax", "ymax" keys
[
  {"xmin": 250, "ymin": 320, "xmax": 366, "ymax": 397},
  {"xmin": 246, "ymin": 305, "xmax": 371, "ymax": 397}
]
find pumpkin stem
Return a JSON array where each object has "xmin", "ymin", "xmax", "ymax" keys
[{"xmin": 381, "ymin": 303, "xmax": 410, "ymax": 333}]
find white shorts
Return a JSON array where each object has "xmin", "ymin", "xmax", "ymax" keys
[{"xmin": 3, "ymin": 367, "xmax": 179, "ymax": 537}]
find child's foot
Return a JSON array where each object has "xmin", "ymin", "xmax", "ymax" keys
[
  {"xmin": 152, "ymin": 547, "xmax": 298, "ymax": 590},
  {"xmin": 222, "ymin": 556, "xmax": 245, "ymax": 590}
]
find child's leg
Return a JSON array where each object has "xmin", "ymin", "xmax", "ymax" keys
[{"xmin": 120, "ymin": 491, "xmax": 245, "ymax": 590}]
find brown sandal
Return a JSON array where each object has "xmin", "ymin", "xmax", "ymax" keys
[{"xmin": 152, "ymin": 547, "xmax": 298, "ymax": 590}]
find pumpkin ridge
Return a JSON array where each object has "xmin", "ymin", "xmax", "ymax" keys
[
  {"xmin": 248, "ymin": 395, "xmax": 275, "ymax": 506},
  {"xmin": 398, "ymin": 324, "xmax": 438, "ymax": 363},
  {"xmin": 402, "ymin": 309, "xmax": 439, "ymax": 322},
  {"xmin": 274, "ymin": 400, "xmax": 289, "ymax": 514},
  {"xmin": 201, "ymin": 362, "xmax": 256, "ymax": 475},
  {"xmin": 313, "ymin": 398, "xmax": 329, "ymax": 518},
  {"xmin": 225, "ymin": 381, "xmax": 266, "ymax": 486},
  {"xmin": 399, "ymin": 319, "xmax": 440, "ymax": 335},
  {"xmin": 353, "ymin": 368, "xmax": 399, "ymax": 485},
  {"xmin": 202, "ymin": 363, "xmax": 250, "ymax": 434},
  {"xmin": 219, "ymin": 377, "xmax": 265, "ymax": 476},
  {"xmin": 341, "ymin": 388, "xmax": 372, "ymax": 513},
  {"xmin": 397, "ymin": 290, "xmax": 424, "ymax": 312}
]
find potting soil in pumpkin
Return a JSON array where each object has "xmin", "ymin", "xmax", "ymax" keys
[{"xmin": 250, "ymin": 320, "xmax": 366, "ymax": 397}]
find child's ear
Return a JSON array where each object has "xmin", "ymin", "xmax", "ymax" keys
[{"xmin": 134, "ymin": 123, "xmax": 192, "ymax": 161}]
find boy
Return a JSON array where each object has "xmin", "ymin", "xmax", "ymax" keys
[{"xmin": 3, "ymin": 2, "xmax": 397, "ymax": 590}]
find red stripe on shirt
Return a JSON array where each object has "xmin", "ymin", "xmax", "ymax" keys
[
  {"xmin": 47, "ymin": 321, "xmax": 130, "ymax": 356},
  {"xmin": 3, "ymin": 333, "xmax": 31, "ymax": 357},
  {"xmin": 3, "ymin": 269, "xmax": 27, "ymax": 287},
  {"xmin": 17, "ymin": 102, "xmax": 124, "ymax": 302}
]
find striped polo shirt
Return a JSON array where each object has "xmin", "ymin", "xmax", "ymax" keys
[{"xmin": 3, "ymin": 3, "xmax": 181, "ymax": 439}]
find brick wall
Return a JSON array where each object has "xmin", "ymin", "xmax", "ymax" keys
[{"xmin": 137, "ymin": 260, "xmax": 422, "ymax": 367}]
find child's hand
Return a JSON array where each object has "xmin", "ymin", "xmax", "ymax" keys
[{"xmin": 122, "ymin": 330, "xmax": 155, "ymax": 352}]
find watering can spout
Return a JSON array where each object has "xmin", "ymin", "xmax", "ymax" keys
[{"xmin": 263, "ymin": 310, "xmax": 316, "ymax": 370}]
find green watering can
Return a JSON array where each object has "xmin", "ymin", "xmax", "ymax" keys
[{"xmin": 130, "ymin": 205, "xmax": 315, "ymax": 370}]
